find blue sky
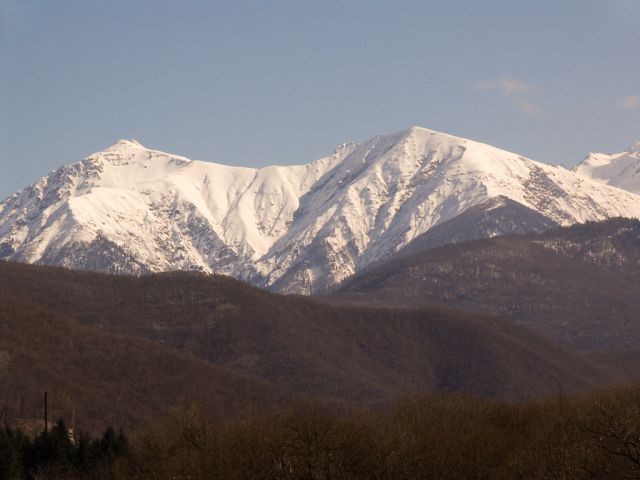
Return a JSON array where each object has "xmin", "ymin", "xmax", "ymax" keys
[{"xmin": 1, "ymin": 0, "xmax": 639, "ymax": 198}]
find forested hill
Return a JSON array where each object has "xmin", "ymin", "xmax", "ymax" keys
[
  {"xmin": 0, "ymin": 260, "xmax": 626, "ymax": 432},
  {"xmin": 335, "ymin": 218, "xmax": 640, "ymax": 351}
]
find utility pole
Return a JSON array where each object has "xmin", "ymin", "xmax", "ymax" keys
[{"xmin": 44, "ymin": 391, "xmax": 48, "ymax": 435}]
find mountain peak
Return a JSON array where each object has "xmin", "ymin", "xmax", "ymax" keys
[
  {"xmin": 406, "ymin": 125, "xmax": 432, "ymax": 133},
  {"xmin": 398, "ymin": 125, "xmax": 476, "ymax": 147},
  {"xmin": 401, "ymin": 125, "xmax": 445, "ymax": 137},
  {"xmin": 104, "ymin": 139, "xmax": 146, "ymax": 152},
  {"xmin": 575, "ymin": 141, "xmax": 640, "ymax": 194}
]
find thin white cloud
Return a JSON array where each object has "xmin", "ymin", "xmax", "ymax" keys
[
  {"xmin": 617, "ymin": 94, "xmax": 640, "ymax": 109},
  {"xmin": 475, "ymin": 75, "xmax": 539, "ymax": 115},
  {"xmin": 475, "ymin": 75, "xmax": 535, "ymax": 96},
  {"xmin": 512, "ymin": 97, "xmax": 539, "ymax": 116}
]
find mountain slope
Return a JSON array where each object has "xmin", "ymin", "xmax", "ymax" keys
[
  {"xmin": 0, "ymin": 261, "xmax": 625, "ymax": 412},
  {"xmin": 2, "ymin": 127, "xmax": 640, "ymax": 293},
  {"xmin": 334, "ymin": 218, "xmax": 640, "ymax": 351},
  {"xmin": 0, "ymin": 292, "xmax": 287, "ymax": 434},
  {"xmin": 576, "ymin": 142, "xmax": 640, "ymax": 194}
]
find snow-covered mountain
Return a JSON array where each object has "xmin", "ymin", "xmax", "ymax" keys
[
  {"xmin": 575, "ymin": 142, "xmax": 640, "ymax": 194},
  {"xmin": 2, "ymin": 126, "xmax": 640, "ymax": 293},
  {"xmin": 0, "ymin": 138, "xmax": 352, "ymax": 281}
]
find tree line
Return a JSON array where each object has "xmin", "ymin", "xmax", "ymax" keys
[
  {"xmin": 0, "ymin": 419, "xmax": 128, "ymax": 479},
  {"xmin": 5, "ymin": 385, "xmax": 640, "ymax": 479}
]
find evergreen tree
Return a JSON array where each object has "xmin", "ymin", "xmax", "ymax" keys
[
  {"xmin": 0, "ymin": 428, "xmax": 21, "ymax": 480},
  {"xmin": 74, "ymin": 430, "xmax": 92, "ymax": 471}
]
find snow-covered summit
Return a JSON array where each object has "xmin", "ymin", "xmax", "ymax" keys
[
  {"xmin": 260, "ymin": 127, "xmax": 640, "ymax": 292},
  {"xmin": 107, "ymin": 138, "xmax": 145, "ymax": 149},
  {"xmin": 575, "ymin": 141, "xmax": 640, "ymax": 194},
  {"xmin": 2, "ymin": 127, "xmax": 640, "ymax": 293}
]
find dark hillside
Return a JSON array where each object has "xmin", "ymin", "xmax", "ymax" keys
[
  {"xmin": 0, "ymin": 260, "xmax": 628, "ymax": 432},
  {"xmin": 336, "ymin": 218, "xmax": 640, "ymax": 351},
  {"xmin": 0, "ymin": 294, "xmax": 285, "ymax": 434}
]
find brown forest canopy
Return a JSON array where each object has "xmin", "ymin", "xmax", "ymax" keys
[
  {"xmin": 0, "ymin": 258, "xmax": 631, "ymax": 433},
  {"xmin": 7, "ymin": 387, "xmax": 640, "ymax": 479}
]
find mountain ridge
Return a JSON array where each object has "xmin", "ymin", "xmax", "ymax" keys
[{"xmin": 2, "ymin": 126, "xmax": 640, "ymax": 293}]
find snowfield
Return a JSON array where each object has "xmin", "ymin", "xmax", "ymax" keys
[{"xmin": 1, "ymin": 126, "xmax": 639, "ymax": 293}]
